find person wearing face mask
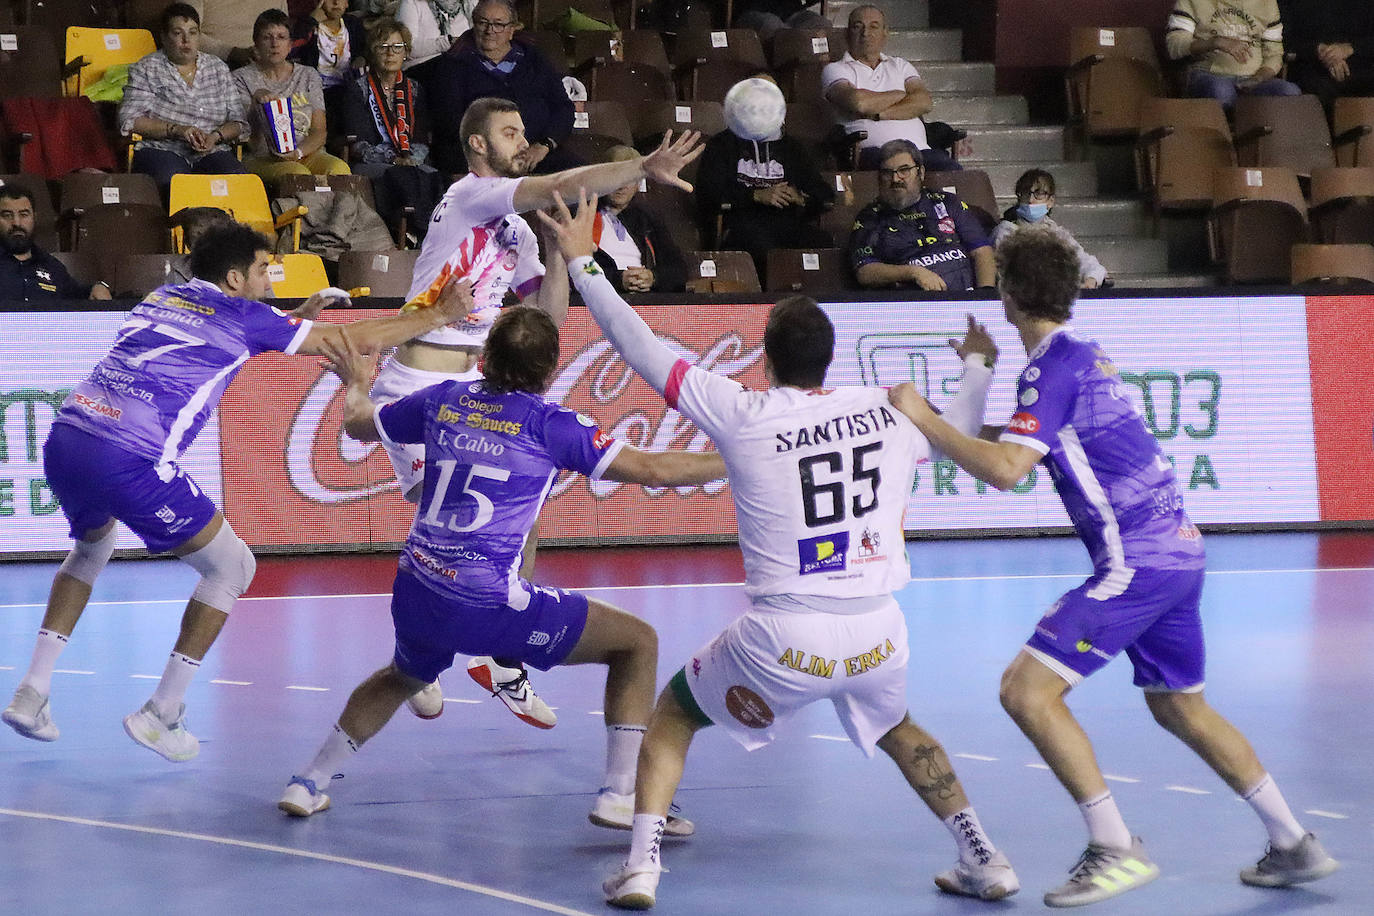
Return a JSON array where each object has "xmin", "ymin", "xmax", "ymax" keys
[{"xmin": 991, "ymin": 169, "xmax": 1107, "ymax": 290}]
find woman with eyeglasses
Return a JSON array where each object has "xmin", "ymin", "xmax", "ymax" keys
[
  {"xmin": 991, "ymin": 168, "xmax": 1108, "ymax": 290},
  {"xmin": 397, "ymin": 0, "xmax": 473, "ymax": 69}
]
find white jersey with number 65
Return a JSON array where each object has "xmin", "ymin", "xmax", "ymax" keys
[{"xmin": 665, "ymin": 362, "xmax": 930, "ymax": 601}]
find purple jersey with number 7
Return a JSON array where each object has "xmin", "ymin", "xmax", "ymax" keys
[
  {"xmin": 998, "ymin": 327, "xmax": 1206, "ymax": 577},
  {"xmin": 52, "ymin": 279, "xmax": 312, "ymax": 469}
]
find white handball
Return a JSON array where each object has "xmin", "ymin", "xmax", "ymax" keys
[{"xmin": 724, "ymin": 78, "xmax": 786, "ymax": 142}]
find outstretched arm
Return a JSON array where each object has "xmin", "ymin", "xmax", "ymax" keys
[
  {"xmin": 602, "ymin": 445, "xmax": 726, "ymax": 487},
  {"xmin": 512, "ymin": 131, "xmax": 702, "ymax": 214},
  {"xmin": 888, "ymin": 384, "xmax": 1039, "ymax": 490},
  {"xmin": 318, "ymin": 329, "xmax": 381, "ymax": 442},
  {"xmin": 538, "ymin": 190, "xmax": 680, "ymax": 394},
  {"xmin": 297, "ymin": 276, "xmax": 474, "ymax": 357}
]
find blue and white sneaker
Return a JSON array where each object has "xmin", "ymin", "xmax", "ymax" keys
[{"xmin": 278, "ymin": 776, "xmax": 331, "ymax": 817}]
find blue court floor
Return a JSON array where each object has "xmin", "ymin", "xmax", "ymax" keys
[{"xmin": 1, "ymin": 532, "xmax": 1371, "ymax": 915}]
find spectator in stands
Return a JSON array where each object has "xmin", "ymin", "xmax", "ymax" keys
[
  {"xmin": 1278, "ymin": 0, "xmax": 1374, "ymax": 114},
  {"xmin": 167, "ymin": 206, "xmax": 236, "ymax": 284},
  {"xmin": 426, "ymin": 0, "xmax": 576, "ymax": 176},
  {"xmin": 697, "ymin": 80, "xmax": 834, "ymax": 278},
  {"xmin": 121, "ymin": 3, "xmax": 249, "ymax": 197},
  {"xmin": 0, "ymin": 186, "xmax": 112, "ymax": 302},
  {"xmin": 592, "ymin": 146, "xmax": 687, "ymax": 293},
  {"xmin": 398, "ymin": 0, "xmax": 473, "ymax": 72},
  {"xmin": 991, "ymin": 169, "xmax": 1107, "ymax": 290},
  {"xmin": 1166, "ymin": 0, "xmax": 1301, "ymax": 111},
  {"xmin": 849, "ymin": 139, "xmax": 994, "ymax": 291},
  {"xmin": 340, "ymin": 17, "xmax": 447, "ymax": 239},
  {"xmin": 822, "ymin": 4, "xmax": 960, "ymax": 171},
  {"xmin": 236, "ymin": 9, "xmax": 352, "ymax": 183},
  {"xmin": 290, "ymin": 0, "xmax": 368, "ymax": 128},
  {"xmin": 733, "ymin": 0, "xmax": 829, "ymax": 42},
  {"xmin": 190, "ymin": 0, "xmax": 290, "ymax": 66}
]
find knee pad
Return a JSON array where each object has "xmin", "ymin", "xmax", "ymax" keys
[
  {"xmin": 58, "ymin": 525, "xmax": 118, "ymax": 586},
  {"xmin": 180, "ymin": 524, "xmax": 256, "ymax": 613}
]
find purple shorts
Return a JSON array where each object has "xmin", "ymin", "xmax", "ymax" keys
[
  {"xmin": 43, "ymin": 422, "xmax": 218, "ymax": 554},
  {"xmin": 390, "ymin": 570, "xmax": 589, "ymax": 683},
  {"xmin": 1025, "ymin": 566, "xmax": 1206, "ymax": 691}
]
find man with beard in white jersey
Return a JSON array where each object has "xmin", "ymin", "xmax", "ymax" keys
[
  {"xmin": 538, "ymin": 191, "xmax": 1021, "ymax": 909},
  {"xmin": 373, "ymin": 96, "xmax": 703, "ymax": 742}
]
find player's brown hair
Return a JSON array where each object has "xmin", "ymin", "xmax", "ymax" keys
[
  {"xmin": 996, "ymin": 226, "xmax": 1078, "ymax": 323},
  {"xmin": 482, "ymin": 307, "xmax": 559, "ymax": 394},
  {"xmin": 460, "ymin": 97, "xmax": 522, "ymax": 166},
  {"xmin": 765, "ymin": 296, "xmax": 834, "ymax": 388}
]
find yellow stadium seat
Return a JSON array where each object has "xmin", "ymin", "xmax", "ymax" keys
[
  {"xmin": 268, "ymin": 253, "xmax": 329, "ymax": 299},
  {"xmin": 64, "ymin": 27, "xmax": 156, "ymax": 97},
  {"xmin": 168, "ymin": 173, "xmax": 307, "ymax": 252}
]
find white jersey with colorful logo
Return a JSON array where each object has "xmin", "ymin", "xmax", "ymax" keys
[
  {"xmin": 665, "ymin": 364, "xmax": 929, "ymax": 601},
  {"xmin": 406, "ymin": 173, "xmax": 544, "ymax": 348}
]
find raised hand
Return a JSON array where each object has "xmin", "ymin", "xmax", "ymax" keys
[
  {"xmin": 642, "ymin": 130, "xmax": 703, "ymax": 192},
  {"xmin": 535, "ymin": 187, "xmax": 599, "ymax": 261},
  {"xmin": 947, "ymin": 313, "xmax": 997, "ymax": 366},
  {"xmin": 319, "ymin": 327, "xmax": 373, "ymax": 385},
  {"xmin": 433, "ymin": 276, "xmax": 476, "ymax": 325}
]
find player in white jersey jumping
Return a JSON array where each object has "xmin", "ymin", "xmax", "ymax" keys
[
  {"xmin": 1, "ymin": 223, "xmax": 474, "ymax": 762},
  {"xmin": 374, "ymin": 96, "xmax": 702, "ymax": 730},
  {"xmin": 538, "ymin": 192, "xmax": 1021, "ymax": 908}
]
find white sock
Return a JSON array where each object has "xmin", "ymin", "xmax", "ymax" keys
[
  {"xmin": 1242, "ymin": 773, "xmax": 1306, "ymax": 850},
  {"xmin": 1079, "ymin": 791, "xmax": 1133, "ymax": 850},
  {"xmin": 627, "ymin": 813, "xmax": 666, "ymax": 871},
  {"xmin": 605, "ymin": 724, "xmax": 646, "ymax": 796},
  {"xmin": 19, "ymin": 629, "xmax": 69, "ymax": 696},
  {"xmin": 302, "ymin": 723, "xmax": 359, "ymax": 785},
  {"xmin": 150, "ymin": 652, "xmax": 200, "ymax": 721},
  {"xmin": 943, "ymin": 806, "xmax": 998, "ymax": 866}
]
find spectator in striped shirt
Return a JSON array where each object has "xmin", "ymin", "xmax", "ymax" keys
[{"xmin": 1166, "ymin": 0, "xmax": 1301, "ymax": 111}]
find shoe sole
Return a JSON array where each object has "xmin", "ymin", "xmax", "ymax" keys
[
  {"xmin": 1240, "ymin": 859, "xmax": 1340, "ymax": 887},
  {"xmin": 1044, "ymin": 866, "xmax": 1159, "ymax": 907},
  {"xmin": 934, "ymin": 875, "xmax": 1019, "ymax": 900},
  {"xmin": 122, "ymin": 715, "xmax": 198, "ymax": 762},
  {"xmin": 407, "ymin": 702, "xmax": 444, "ymax": 720},
  {"xmin": 2, "ymin": 711, "xmax": 58, "ymax": 742},
  {"xmin": 468, "ymin": 664, "xmax": 556, "ymax": 729},
  {"xmin": 279, "ymin": 795, "xmax": 332, "ymax": 817},
  {"xmin": 588, "ymin": 812, "xmax": 695, "ymax": 837},
  {"xmin": 606, "ymin": 891, "xmax": 654, "ymax": 910}
]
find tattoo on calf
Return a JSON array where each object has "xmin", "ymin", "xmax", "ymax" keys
[{"xmin": 910, "ymin": 743, "xmax": 959, "ymax": 800}]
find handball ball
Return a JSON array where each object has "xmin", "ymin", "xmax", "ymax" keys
[{"xmin": 724, "ymin": 78, "xmax": 786, "ymax": 141}]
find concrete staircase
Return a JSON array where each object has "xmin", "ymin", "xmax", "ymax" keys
[{"xmin": 823, "ymin": 0, "xmax": 1215, "ymax": 288}]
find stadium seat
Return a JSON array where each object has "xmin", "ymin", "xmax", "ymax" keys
[
  {"xmin": 1308, "ymin": 166, "xmax": 1374, "ymax": 245},
  {"xmin": 1332, "ymin": 97, "xmax": 1374, "ymax": 167},
  {"xmin": 686, "ymin": 249, "xmax": 760, "ymax": 293},
  {"xmin": 564, "ymin": 100, "xmax": 634, "ymax": 163},
  {"xmin": 767, "ymin": 28, "xmax": 845, "ymax": 104},
  {"xmin": 523, "ymin": 30, "xmax": 569, "ymax": 74},
  {"xmin": 0, "ymin": 27, "xmax": 63, "ymax": 99},
  {"xmin": 631, "ymin": 101, "xmax": 725, "ymax": 153},
  {"xmin": 640, "ymin": 183, "xmax": 701, "ymax": 255},
  {"xmin": 0, "ymin": 172, "xmax": 58, "ymax": 248},
  {"xmin": 584, "ymin": 60, "xmax": 676, "ymax": 105},
  {"xmin": 268, "ymin": 252, "xmax": 329, "ymax": 299},
  {"xmin": 765, "ymin": 247, "xmax": 846, "ymax": 292},
  {"xmin": 169, "ymin": 173, "xmax": 307, "ymax": 252},
  {"xmin": 1207, "ymin": 166, "xmax": 1308, "ymax": 283},
  {"xmin": 924, "ymin": 169, "xmax": 999, "ymax": 232},
  {"xmin": 518, "ymin": 0, "xmax": 622, "ymax": 32},
  {"xmin": 2, "ymin": 95, "xmax": 117, "ymax": 177},
  {"xmin": 1232, "ymin": 94, "xmax": 1335, "ymax": 178},
  {"xmin": 59, "ymin": 172, "xmax": 160, "ymax": 230},
  {"xmin": 69, "ymin": 204, "xmax": 169, "ymax": 280},
  {"xmin": 63, "ymin": 26, "xmax": 155, "ymax": 98},
  {"xmin": 50, "ymin": 248, "xmax": 106, "ymax": 292},
  {"xmin": 112, "ymin": 252, "xmax": 182, "ymax": 298},
  {"xmin": 572, "ymin": 30, "xmax": 669, "ymax": 75},
  {"xmin": 1136, "ymin": 97, "xmax": 1235, "ymax": 227},
  {"xmin": 1064, "ymin": 26, "xmax": 1165, "ymax": 159},
  {"xmin": 823, "ymin": 170, "xmax": 879, "ymax": 209},
  {"xmin": 670, "ymin": 28, "xmax": 767, "ymax": 103},
  {"xmin": 1290, "ymin": 242, "xmax": 1374, "ymax": 286},
  {"xmin": 338, "ymin": 249, "xmax": 420, "ymax": 299}
]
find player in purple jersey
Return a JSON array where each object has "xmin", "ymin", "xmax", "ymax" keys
[
  {"xmin": 888, "ymin": 226, "xmax": 1338, "ymax": 906},
  {"xmin": 2, "ymin": 223, "xmax": 477, "ymax": 763},
  {"xmin": 277, "ymin": 307, "xmax": 725, "ymax": 834}
]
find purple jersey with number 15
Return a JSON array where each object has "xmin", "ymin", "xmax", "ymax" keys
[
  {"xmin": 53, "ymin": 279, "xmax": 312, "ymax": 470},
  {"xmin": 375, "ymin": 379, "xmax": 624, "ymax": 603},
  {"xmin": 999, "ymin": 327, "xmax": 1205, "ymax": 582}
]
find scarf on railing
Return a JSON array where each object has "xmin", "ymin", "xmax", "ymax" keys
[{"xmin": 366, "ymin": 72, "xmax": 412, "ymax": 154}]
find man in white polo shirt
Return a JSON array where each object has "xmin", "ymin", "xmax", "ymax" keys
[{"xmin": 821, "ymin": 4, "xmax": 960, "ymax": 171}]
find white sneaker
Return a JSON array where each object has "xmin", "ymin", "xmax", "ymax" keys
[
  {"xmin": 278, "ymin": 776, "xmax": 332, "ymax": 817},
  {"xmin": 603, "ymin": 863, "xmax": 661, "ymax": 909},
  {"xmin": 122, "ymin": 700, "xmax": 199, "ymax": 762},
  {"xmin": 466, "ymin": 657, "xmax": 556, "ymax": 728},
  {"xmin": 934, "ymin": 850, "xmax": 1020, "ymax": 900},
  {"xmin": 1239, "ymin": 833, "xmax": 1339, "ymax": 887},
  {"xmin": 589, "ymin": 787, "xmax": 695, "ymax": 837},
  {"xmin": 406, "ymin": 680, "xmax": 444, "ymax": 719},
  {"xmin": 3, "ymin": 685, "xmax": 59, "ymax": 741},
  {"xmin": 1044, "ymin": 837, "xmax": 1159, "ymax": 907}
]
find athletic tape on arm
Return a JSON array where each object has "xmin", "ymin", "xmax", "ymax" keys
[{"xmin": 933, "ymin": 355, "xmax": 994, "ymax": 460}]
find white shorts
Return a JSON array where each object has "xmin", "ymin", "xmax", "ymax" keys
[
  {"xmin": 681, "ymin": 596, "xmax": 910, "ymax": 757},
  {"xmin": 371, "ymin": 355, "xmax": 482, "ymax": 499}
]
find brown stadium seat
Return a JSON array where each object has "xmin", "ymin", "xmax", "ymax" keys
[
  {"xmin": 1136, "ymin": 97, "xmax": 1235, "ymax": 226},
  {"xmin": 338, "ymin": 249, "xmax": 421, "ymax": 299},
  {"xmin": 0, "ymin": 27, "xmax": 63, "ymax": 99},
  {"xmin": 924, "ymin": 169, "xmax": 1000, "ymax": 233},
  {"xmin": 670, "ymin": 28, "xmax": 768, "ymax": 103},
  {"xmin": 523, "ymin": 30, "xmax": 569, "ymax": 75},
  {"xmin": 1233, "ymin": 95, "xmax": 1335, "ymax": 178},
  {"xmin": 69, "ymin": 204, "xmax": 170, "ymax": 280},
  {"xmin": 631, "ymin": 101, "xmax": 725, "ymax": 153},
  {"xmin": 1332, "ymin": 97, "xmax": 1374, "ymax": 167},
  {"xmin": 584, "ymin": 60, "xmax": 676, "ymax": 105},
  {"xmin": 518, "ymin": 0, "xmax": 622, "ymax": 32},
  {"xmin": 686, "ymin": 249, "xmax": 760, "ymax": 293},
  {"xmin": 1308, "ymin": 167, "xmax": 1374, "ymax": 245},
  {"xmin": 1207, "ymin": 167, "xmax": 1308, "ymax": 283},
  {"xmin": 640, "ymin": 184, "xmax": 701, "ymax": 254},
  {"xmin": 572, "ymin": 30, "xmax": 670, "ymax": 76},
  {"xmin": 113, "ymin": 253, "xmax": 182, "ymax": 298},
  {"xmin": 59, "ymin": 172, "xmax": 161, "ymax": 249},
  {"xmin": 767, "ymin": 28, "xmax": 845, "ymax": 104},
  {"xmin": 564, "ymin": 100, "xmax": 634, "ymax": 164},
  {"xmin": 50, "ymin": 248, "xmax": 106, "ymax": 292},
  {"xmin": 1064, "ymin": 26, "xmax": 1166, "ymax": 158},
  {"xmin": 765, "ymin": 247, "xmax": 846, "ymax": 292},
  {"xmin": 1290, "ymin": 243, "xmax": 1374, "ymax": 286}
]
